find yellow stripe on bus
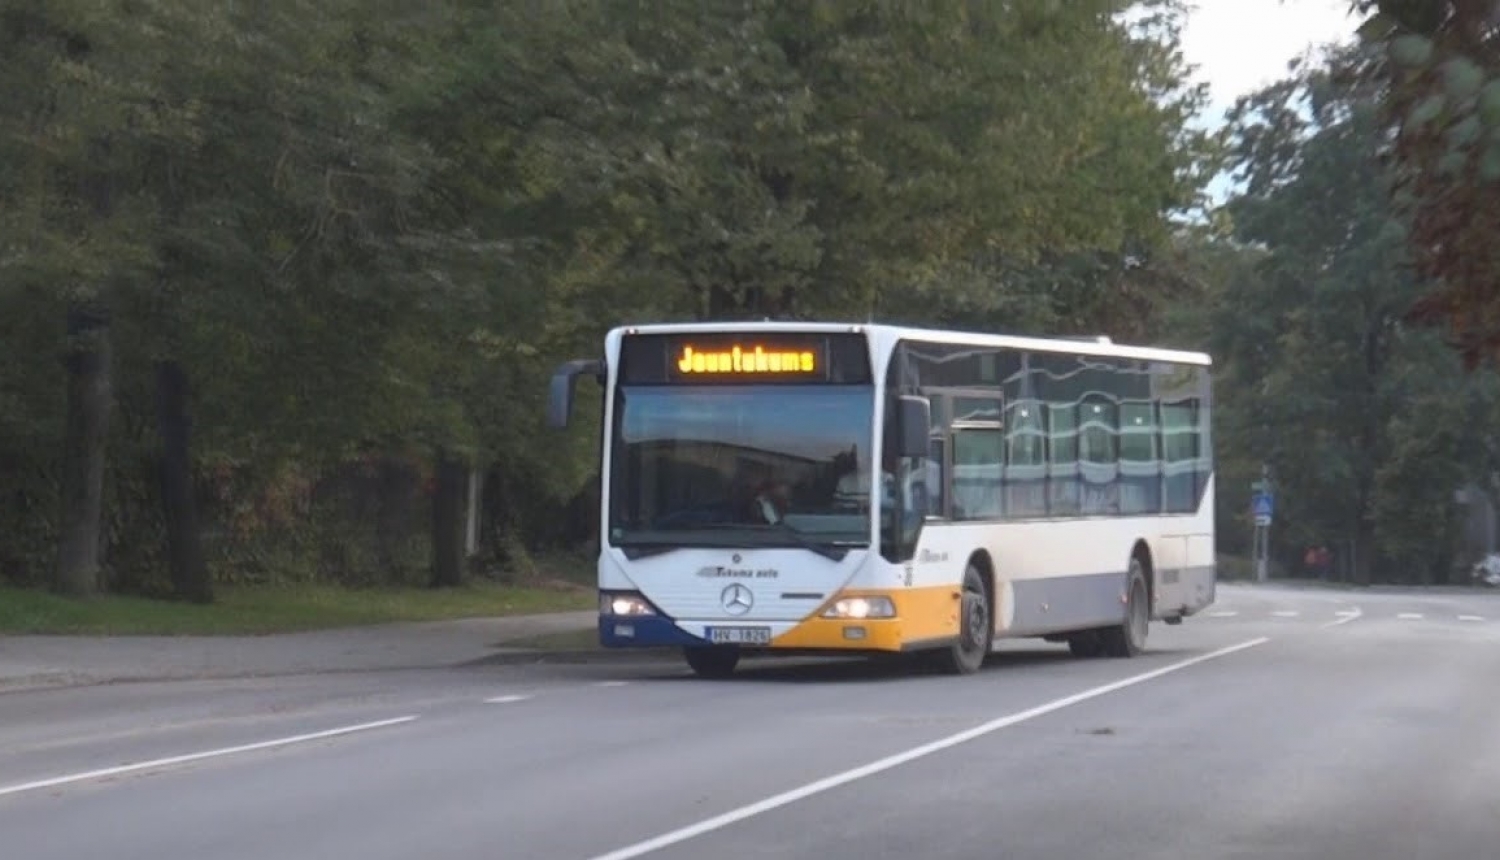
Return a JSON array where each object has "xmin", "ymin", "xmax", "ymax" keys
[{"xmin": 770, "ymin": 585, "xmax": 962, "ymax": 652}]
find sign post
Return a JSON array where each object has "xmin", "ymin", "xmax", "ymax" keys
[{"xmin": 1250, "ymin": 468, "xmax": 1274, "ymax": 582}]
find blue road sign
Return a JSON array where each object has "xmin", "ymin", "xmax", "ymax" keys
[{"xmin": 1251, "ymin": 491, "xmax": 1274, "ymax": 523}]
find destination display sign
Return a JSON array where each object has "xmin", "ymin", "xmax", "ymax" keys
[
  {"xmin": 618, "ymin": 331, "xmax": 872, "ymax": 385},
  {"xmin": 674, "ymin": 343, "xmax": 817, "ymax": 377}
]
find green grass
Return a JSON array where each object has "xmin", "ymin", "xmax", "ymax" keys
[{"xmin": 0, "ymin": 581, "xmax": 595, "ymax": 636}]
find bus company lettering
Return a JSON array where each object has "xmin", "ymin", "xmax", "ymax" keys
[
  {"xmin": 676, "ymin": 344, "xmax": 816, "ymax": 375},
  {"xmin": 696, "ymin": 565, "xmax": 780, "ymax": 580},
  {"xmin": 918, "ymin": 548, "xmax": 950, "ymax": 564}
]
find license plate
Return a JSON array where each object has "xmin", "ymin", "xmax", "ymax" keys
[{"xmin": 706, "ymin": 626, "xmax": 772, "ymax": 645}]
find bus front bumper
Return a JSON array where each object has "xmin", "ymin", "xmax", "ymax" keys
[
  {"xmin": 597, "ymin": 613, "xmax": 907, "ymax": 651},
  {"xmin": 597, "ymin": 588, "xmax": 959, "ymax": 653}
]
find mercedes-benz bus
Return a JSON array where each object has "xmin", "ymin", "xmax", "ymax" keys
[{"xmin": 548, "ymin": 322, "xmax": 1215, "ymax": 678}]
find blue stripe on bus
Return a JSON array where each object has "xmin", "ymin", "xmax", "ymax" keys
[{"xmin": 598, "ymin": 615, "xmax": 706, "ymax": 648}]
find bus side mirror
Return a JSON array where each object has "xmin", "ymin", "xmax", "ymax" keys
[
  {"xmin": 894, "ymin": 395, "xmax": 932, "ymax": 459},
  {"xmin": 548, "ymin": 359, "xmax": 605, "ymax": 429}
]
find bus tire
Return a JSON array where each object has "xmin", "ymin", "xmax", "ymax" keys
[
  {"xmin": 934, "ymin": 563, "xmax": 992, "ymax": 675},
  {"xmin": 683, "ymin": 646, "xmax": 739, "ymax": 679},
  {"xmin": 1100, "ymin": 556, "xmax": 1150, "ymax": 658}
]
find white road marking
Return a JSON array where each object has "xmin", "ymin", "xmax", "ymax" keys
[
  {"xmin": 484, "ymin": 694, "xmax": 534, "ymax": 704},
  {"xmin": 596, "ymin": 681, "xmax": 629, "ymax": 688},
  {"xmin": 0, "ymin": 715, "xmax": 418, "ymax": 799},
  {"xmin": 1397, "ymin": 613, "xmax": 1424, "ymax": 620},
  {"xmin": 1271, "ymin": 610, "xmax": 1300, "ymax": 618},
  {"xmin": 1206, "ymin": 610, "xmax": 1238, "ymax": 617},
  {"xmin": 1458, "ymin": 615, "xmax": 1485, "ymax": 623},
  {"xmin": 1321, "ymin": 608, "xmax": 1362, "ymax": 629},
  {"xmin": 582, "ymin": 637, "xmax": 1272, "ymax": 860}
]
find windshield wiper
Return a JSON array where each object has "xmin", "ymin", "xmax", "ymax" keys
[
  {"xmin": 706, "ymin": 522, "xmax": 854, "ymax": 562},
  {"xmin": 619, "ymin": 544, "xmax": 680, "ymax": 561}
]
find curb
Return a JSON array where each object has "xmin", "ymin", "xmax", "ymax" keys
[
  {"xmin": 0, "ymin": 644, "xmax": 684, "ymax": 694},
  {"xmin": 0, "ymin": 672, "xmax": 96, "ymax": 695},
  {"xmin": 459, "ymin": 646, "xmax": 685, "ymax": 668}
]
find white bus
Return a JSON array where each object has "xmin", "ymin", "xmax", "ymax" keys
[{"xmin": 548, "ymin": 322, "xmax": 1216, "ymax": 678}]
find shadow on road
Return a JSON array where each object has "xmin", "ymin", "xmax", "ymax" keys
[
  {"xmin": 460, "ymin": 640, "xmax": 1202, "ymax": 686},
  {"xmin": 645, "ymin": 644, "xmax": 1199, "ymax": 685}
]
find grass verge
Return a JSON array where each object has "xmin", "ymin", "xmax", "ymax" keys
[
  {"xmin": 497, "ymin": 628, "xmax": 603, "ymax": 651},
  {"xmin": 0, "ymin": 581, "xmax": 595, "ymax": 636},
  {"xmin": 479, "ymin": 626, "xmax": 685, "ymax": 665}
]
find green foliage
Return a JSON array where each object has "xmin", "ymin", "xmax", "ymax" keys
[
  {"xmin": 1205, "ymin": 40, "xmax": 1500, "ymax": 583},
  {"xmin": 0, "ymin": 0, "xmax": 1212, "ymax": 597},
  {"xmin": 1352, "ymin": 0, "xmax": 1500, "ymax": 368}
]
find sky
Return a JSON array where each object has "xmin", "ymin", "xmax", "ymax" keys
[
  {"xmin": 1178, "ymin": 0, "xmax": 1361, "ymax": 129},
  {"xmin": 1176, "ymin": 0, "xmax": 1362, "ymax": 202}
]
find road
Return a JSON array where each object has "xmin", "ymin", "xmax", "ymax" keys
[{"xmin": 1, "ymin": 583, "xmax": 1498, "ymax": 860}]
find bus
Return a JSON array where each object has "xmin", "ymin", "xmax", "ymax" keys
[{"xmin": 547, "ymin": 321, "xmax": 1216, "ymax": 679}]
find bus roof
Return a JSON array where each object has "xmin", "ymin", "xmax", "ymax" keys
[{"xmin": 608, "ymin": 321, "xmax": 1211, "ymax": 366}]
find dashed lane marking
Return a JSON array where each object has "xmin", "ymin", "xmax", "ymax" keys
[{"xmin": 1321, "ymin": 608, "xmax": 1363, "ymax": 628}]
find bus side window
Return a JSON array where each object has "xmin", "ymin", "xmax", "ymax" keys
[
  {"xmin": 1078, "ymin": 397, "xmax": 1119, "ymax": 515},
  {"xmin": 1004, "ymin": 399, "xmax": 1046, "ymax": 517}
]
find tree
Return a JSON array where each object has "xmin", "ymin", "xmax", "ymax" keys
[
  {"xmin": 1351, "ymin": 0, "xmax": 1500, "ymax": 368},
  {"xmin": 1215, "ymin": 40, "xmax": 1500, "ymax": 583},
  {"xmin": 0, "ymin": 0, "xmax": 1226, "ymax": 598},
  {"xmin": 0, "ymin": 2, "xmax": 158, "ymax": 596}
]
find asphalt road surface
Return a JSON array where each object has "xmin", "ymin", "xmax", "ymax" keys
[{"xmin": 2, "ymin": 583, "xmax": 1498, "ymax": 860}]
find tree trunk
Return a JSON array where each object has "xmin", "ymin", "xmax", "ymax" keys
[
  {"xmin": 54, "ymin": 308, "xmax": 113, "ymax": 597},
  {"xmin": 430, "ymin": 449, "xmax": 467, "ymax": 588},
  {"xmin": 155, "ymin": 359, "xmax": 212, "ymax": 603}
]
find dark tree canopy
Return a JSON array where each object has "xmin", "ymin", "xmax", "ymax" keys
[{"xmin": 1352, "ymin": 0, "xmax": 1500, "ymax": 367}]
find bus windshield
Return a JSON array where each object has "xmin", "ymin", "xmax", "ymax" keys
[{"xmin": 608, "ymin": 384, "xmax": 875, "ymax": 551}]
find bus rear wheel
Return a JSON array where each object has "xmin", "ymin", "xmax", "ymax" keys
[
  {"xmin": 684, "ymin": 645, "xmax": 740, "ymax": 679},
  {"xmin": 932, "ymin": 563, "xmax": 991, "ymax": 675},
  {"xmin": 1099, "ymin": 556, "xmax": 1150, "ymax": 658}
]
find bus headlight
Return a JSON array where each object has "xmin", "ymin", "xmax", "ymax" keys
[
  {"xmin": 601, "ymin": 593, "xmax": 657, "ymax": 617},
  {"xmin": 822, "ymin": 596, "xmax": 896, "ymax": 619}
]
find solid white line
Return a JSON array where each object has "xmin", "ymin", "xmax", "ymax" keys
[
  {"xmin": 596, "ymin": 681, "xmax": 629, "ymax": 688},
  {"xmin": 582, "ymin": 637, "xmax": 1272, "ymax": 860},
  {"xmin": 1206, "ymin": 610, "xmax": 1238, "ymax": 617},
  {"xmin": 1458, "ymin": 615, "xmax": 1485, "ymax": 623},
  {"xmin": 1321, "ymin": 608, "xmax": 1363, "ymax": 629},
  {"xmin": 0, "ymin": 716, "xmax": 418, "ymax": 799},
  {"xmin": 1397, "ymin": 613, "xmax": 1424, "ymax": 620},
  {"xmin": 485, "ymin": 694, "xmax": 534, "ymax": 704},
  {"xmin": 1271, "ymin": 610, "xmax": 1300, "ymax": 618}
]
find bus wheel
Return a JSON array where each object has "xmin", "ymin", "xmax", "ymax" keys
[
  {"xmin": 684, "ymin": 646, "xmax": 740, "ymax": 679},
  {"xmin": 1100, "ymin": 556, "xmax": 1150, "ymax": 658},
  {"xmin": 935, "ymin": 563, "xmax": 992, "ymax": 675}
]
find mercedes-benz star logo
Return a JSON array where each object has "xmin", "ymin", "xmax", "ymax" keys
[{"xmin": 720, "ymin": 583, "xmax": 754, "ymax": 616}]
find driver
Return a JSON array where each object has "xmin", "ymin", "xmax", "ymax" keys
[{"xmin": 729, "ymin": 464, "xmax": 792, "ymax": 525}]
